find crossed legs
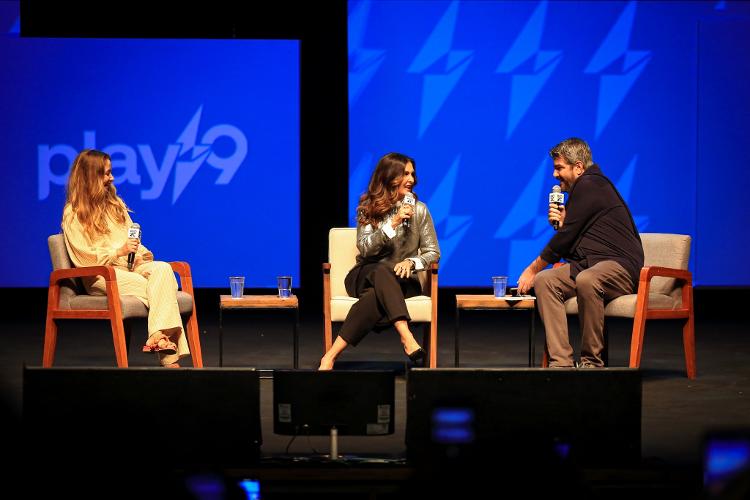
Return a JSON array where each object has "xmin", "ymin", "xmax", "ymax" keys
[{"xmin": 319, "ymin": 263, "xmax": 422, "ymax": 370}]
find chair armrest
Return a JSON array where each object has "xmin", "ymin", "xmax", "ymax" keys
[
  {"xmin": 169, "ymin": 261, "xmax": 195, "ymax": 296},
  {"xmin": 640, "ymin": 266, "xmax": 692, "ymax": 282},
  {"xmin": 169, "ymin": 261, "xmax": 192, "ymax": 278},
  {"xmin": 49, "ymin": 266, "xmax": 116, "ymax": 285},
  {"xmin": 48, "ymin": 265, "xmax": 122, "ymax": 314},
  {"xmin": 428, "ymin": 262, "xmax": 438, "ymax": 298},
  {"xmin": 636, "ymin": 266, "xmax": 693, "ymax": 316}
]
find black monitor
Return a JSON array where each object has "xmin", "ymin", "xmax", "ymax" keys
[
  {"xmin": 272, "ymin": 369, "xmax": 395, "ymax": 436},
  {"xmin": 23, "ymin": 367, "xmax": 262, "ymax": 468},
  {"xmin": 406, "ymin": 368, "xmax": 642, "ymax": 468}
]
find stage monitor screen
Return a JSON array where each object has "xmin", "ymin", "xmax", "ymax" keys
[
  {"xmin": 23, "ymin": 367, "xmax": 263, "ymax": 468},
  {"xmin": 0, "ymin": 36, "xmax": 299, "ymax": 287},
  {"xmin": 273, "ymin": 369, "xmax": 395, "ymax": 436},
  {"xmin": 406, "ymin": 368, "xmax": 641, "ymax": 467}
]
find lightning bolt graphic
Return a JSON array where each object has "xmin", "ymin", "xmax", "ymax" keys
[
  {"xmin": 496, "ymin": 1, "xmax": 561, "ymax": 138},
  {"xmin": 349, "ymin": 0, "xmax": 386, "ymax": 107},
  {"xmin": 585, "ymin": 1, "xmax": 651, "ymax": 138},
  {"xmin": 173, "ymin": 106, "xmax": 211, "ymax": 203},
  {"xmin": 408, "ymin": 1, "xmax": 473, "ymax": 138}
]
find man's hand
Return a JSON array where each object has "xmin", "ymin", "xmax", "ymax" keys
[
  {"xmin": 517, "ymin": 256, "xmax": 549, "ymax": 295},
  {"xmin": 548, "ymin": 203, "xmax": 566, "ymax": 230},
  {"xmin": 517, "ymin": 266, "xmax": 536, "ymax": 295}
]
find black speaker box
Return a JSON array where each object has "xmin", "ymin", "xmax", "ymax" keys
[
  {"xmin": 406, "ymin": 368, "xmax": 641, "ymax": 468},
  {"xmin": 23, "ymin": 367, "xmax": 262, "ymax": 469}
]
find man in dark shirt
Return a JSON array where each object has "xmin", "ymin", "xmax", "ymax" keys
[{"xmin": 517, "ymin": 138, "xmax": 644, "ymax": 368}]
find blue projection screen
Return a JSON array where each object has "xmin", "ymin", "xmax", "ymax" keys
[
  {"xmin": 348, "ymin": 0, "xmax": 750, "ymax": 286},
  {"xmin": 0, "ymin": 38, "xmax": 299, "ymax": 287}
]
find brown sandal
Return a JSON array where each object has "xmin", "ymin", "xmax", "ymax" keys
[{"xmin": 142, "ymin": 333, "xmax": 177, "ymax": 355}]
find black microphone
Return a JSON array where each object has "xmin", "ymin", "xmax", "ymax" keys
[
  {"xmin": 127, "ymin": 223, "xmax": 141, "ymax": 271},
  {"xmin": 402, "ymin": 192, "xmax": 416, "ymax": 228},
  {"xmin": 549, "ymin": 185, "xmax": 564, "ymax": 230}
]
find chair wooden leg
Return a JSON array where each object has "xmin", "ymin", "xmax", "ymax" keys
[
  {"xmin": 541, "ymin": 345, "xmax": 549, "ymax": 368},
  {"xmin": 109, "ymin": 317, "xmax": 129, "ymax": 368},
  {"xmin": 683, "ymin": 314, "xmax": 696, "ymax": 379},
  {"xmin": 628, "ymin": 315, "xmax": 647, "ymax": 369},
  {"xmin": 185, "ymin": 311, "xmax": 203, "ymax": 368},
  {"xmin": 43, "ymin": 285, "xmax": 60, "ymax": 367},
  {"xmin": 682, "ymin": 286, "xmax": 696, "ymax": 379},
  {"xmin": 43, "ymin": 316, "xmax": 58, "ymax": 368},
  {"xmin": 428, "ymin": 321, "xmax": 437, "ymax": 368}
]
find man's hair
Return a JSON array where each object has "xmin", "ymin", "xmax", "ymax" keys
[{"xmin": 549, "ymin": 138, "xmax": 593, "ymax": 168}]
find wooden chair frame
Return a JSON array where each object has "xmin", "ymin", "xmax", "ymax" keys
[
  {"xmin": 541, "ymin": 265, "xmax": 695, "ymax": 379},
  {"xmin": 44, "ymin": 261, "xmax": 203, "ymax": 368}
]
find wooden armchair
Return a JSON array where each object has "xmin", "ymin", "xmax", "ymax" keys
[
  {"xmin": 43, "ymin": 234, "xmax": 203, "ymax": 367},
  {"xmin": 322, "ymin": 227, "xmax": 439, "ymax": 367},
  {"xmin": 542, "ymin": 233, "xmax": 694, "ymax": 378}
]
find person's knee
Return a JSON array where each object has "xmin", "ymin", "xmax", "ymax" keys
[
  {"xmin": 535, "ymin": 269, "xmax": 553, "ymax": 289},
  {"xmin": 152, "ymin": 261, "xmax": 172, "ymax": 272},
  {"xmin": 575, "ymin": 270, "xmax": 598, "ymax": 293},
  {"xmin": 369, "ymin": 263, "xmax": 396, "ymax": 285}
]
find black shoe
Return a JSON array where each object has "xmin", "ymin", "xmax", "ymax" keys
[{"xmin": 406, "ymin": 347, "xmax": 426, "ymax": 363}]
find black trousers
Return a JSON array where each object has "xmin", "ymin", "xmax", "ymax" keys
[{"xmin": 338, "ymin": 262, "xmax": 423, "ymax": 346}]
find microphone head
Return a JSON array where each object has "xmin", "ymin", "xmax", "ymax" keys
[
  {"xmin": 128, "ymin": 223, "xmax": 141, "ymax": 239},
  {"xmin": 403, "ymin": 192, "xmax": 416, "ymax": 206},
  {"xmin": 549, "ymin": 186, "xmax": 564, "ymax": 205}
]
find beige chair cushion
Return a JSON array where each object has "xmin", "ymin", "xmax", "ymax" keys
[
  {"xmin": 69, "ymin": 291, "xmax": 194, "ymax": 317},
  {"xmin": 328, "ymin": 227, "xmax": 433, "ymax": 323},
  {"xmin": 564, "ymin": 293, "xmax": 678, "ymax": 318},
  {"xmin": 563, "ymin": 233, "xmax": 691, "ymax": 318}
]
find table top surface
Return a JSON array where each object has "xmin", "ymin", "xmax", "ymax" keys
[
  {"xmin": 455, "ymin": 294, "xmax": 536, "ymax": 309},
  {"xmin": 220, "ymin": 294, "xmax": 299, "ymax": 309}
]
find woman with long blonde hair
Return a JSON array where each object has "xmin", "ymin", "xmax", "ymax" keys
[
  {"xmin": 61, "ymin": 149, "xmax": 188, "ymax": 367},
  {"xmin": 319, "ymin": 152, "xmax": 440, "ymax": 370}
]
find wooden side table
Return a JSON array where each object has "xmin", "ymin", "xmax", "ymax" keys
[
  {"xmin": 219, "ymin": 294, "xmax": 299, "ymax": 368},
  {"xmin": 454, "ymin": 294, "xmax": 537, "ymax": 367}
]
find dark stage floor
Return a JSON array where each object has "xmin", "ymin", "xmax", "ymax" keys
[{"xmin": 2, "ymin": 289, "xmax": 750, "ymax": 499}]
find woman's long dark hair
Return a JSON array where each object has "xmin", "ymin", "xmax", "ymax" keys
[{"xmin": 356, "ymin": 152, "xmax": 417, "ymax": 226}]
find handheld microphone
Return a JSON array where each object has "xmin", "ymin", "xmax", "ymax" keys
[
  {"xmin": 549, "ymin": 185, "xmax": 564, "ymax": 230},
  {"xmin": 127, "ymin": 223, "xmax": 141, "ymax": 271},
  {"xmin": 402, "ymin": 192, "xmax": 416, "ymax": 228}
]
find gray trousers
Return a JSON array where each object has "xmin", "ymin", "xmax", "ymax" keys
[{"xmin": 535, "ymin": 261, "xmax": 633, "ymax": 367}]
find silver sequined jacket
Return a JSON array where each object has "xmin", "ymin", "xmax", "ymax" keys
[{"xmin": 355, "ymin": 200, "xmax": 441, "ymax": 270}]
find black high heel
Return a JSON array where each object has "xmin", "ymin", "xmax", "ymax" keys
[{"xmin": 406, "ymin": 347, "xmax": 426, "ymax": 363}]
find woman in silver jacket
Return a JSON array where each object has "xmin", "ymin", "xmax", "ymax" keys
[{"xmin": 319, "ymin": 152, "xmax": 440, "ymax": 370}]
